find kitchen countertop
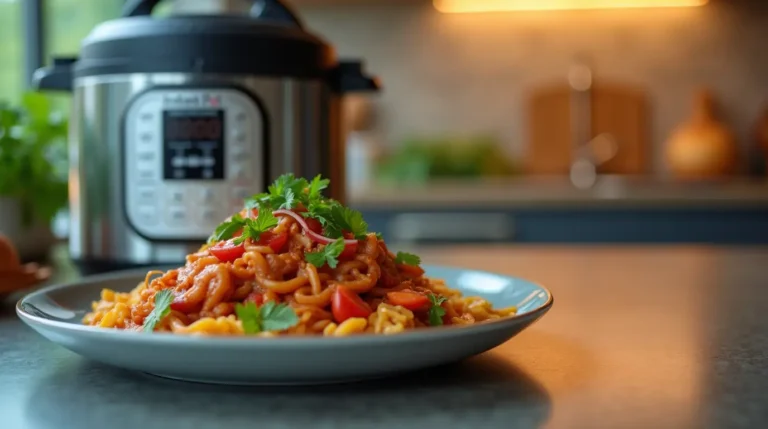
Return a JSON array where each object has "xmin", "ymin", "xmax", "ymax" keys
[
  {"xmin": 2, "ymin": 245, "xmax": 768, "ymax": 429},
  {"xmin": 349, "ymin": 177, "xmax": 768, "ymax": 209}
]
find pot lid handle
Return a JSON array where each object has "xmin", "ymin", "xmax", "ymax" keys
[{"xmin": 123, "ymin": 0, "xmax": 305, "ymax": 28}]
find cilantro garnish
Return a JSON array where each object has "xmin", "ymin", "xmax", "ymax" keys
[
  {"xmin": 304, "ymin": 237, "xmax": 346, "ymax": 268},
  {"xmin": 235, "ymin": 301, "xmax": 299, "ymax": 334},
  {"xmin": 208, "ymin": 214, "xmax": 246, "ymax": 244},
  {"xmin": 304, "ymin": 201, "xmax": 368, "ymax": 240},
  {"xmin": 395, "ymin": 251, "xmax": 421, "ymax": 266},
  {"xmin": 246, "ymin": 173, "xmax": 309, "ymax": 210},
  {"xmin": 225, "ymin": 174, "xmax": 369, "ymax": 245},
  {"xmin": 332, "ymin": 205, "xmax": 368, "ymax": 240},
  {"xmin": 427, "ymin": 294, "xmax": 447, "ymax": 326},
  {"xmin": 143, "ymin": 289, "xmax": 173, "ymax": 332},
  {"xmin": 308, "ymin": 174, "xmax": 330, "ymax": 202},
  {"xmin": 233, "ymin": 208, "xmax": 278, "ymax": 245}
]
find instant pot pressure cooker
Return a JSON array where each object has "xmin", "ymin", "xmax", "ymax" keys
[{"xmin": 33, "ymin": 0, "xmax": 379, "ymax": 273}]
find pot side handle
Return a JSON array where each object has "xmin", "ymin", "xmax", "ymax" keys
[{"xmin": 32, "ymin": 57, "xmax": 76, "ymax": 92}]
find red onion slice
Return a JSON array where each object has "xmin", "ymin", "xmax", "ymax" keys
[{"xmin": 273, "ymin": 209, "xmax": 357, "ymax": 246}]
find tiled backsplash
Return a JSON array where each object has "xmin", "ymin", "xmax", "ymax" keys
[{"xmin": 298, "ymin": 1, "xmax": 768, "ymax": 174}]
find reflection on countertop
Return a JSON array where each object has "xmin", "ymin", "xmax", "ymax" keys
[{"xmin": 348, "ymin": 176, "xmax": 768, "ymax": 209}]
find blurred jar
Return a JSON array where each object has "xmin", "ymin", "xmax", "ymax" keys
[
  {"xmin": 344, "ymin": 96, "xmax": 381, "ymax": 192},
  {"xmin": 664, "ymin": 89, "xmax": 738, "ymax": 180}
]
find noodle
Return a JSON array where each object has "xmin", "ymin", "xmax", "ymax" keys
[{"xmin": 83, "ymin": 175, "xmax": 517, "ymax": 336}]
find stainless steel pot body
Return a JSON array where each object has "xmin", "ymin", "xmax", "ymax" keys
[{"xmin": 68, "ymin": 73, "xmax": 343, "ymax": 267}]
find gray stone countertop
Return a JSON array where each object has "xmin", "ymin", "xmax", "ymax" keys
[{"xmin": 2, "ymin": 245, "xmax": 768, "ymax": 429}]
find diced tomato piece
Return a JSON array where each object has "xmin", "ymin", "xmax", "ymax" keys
[
  {"xmin": 245, "ymin": 291, "xmax": 265, "ymax": 306},
  {"xmin": 304, "ymin": 217, "xmax": 323, "ymax": 234},
  {"xmin": 257, "ymin": 231, "xmax": 288, "ymax": 253},
  {"xmin": 331, "ymin": 286, "xmax": 372, "ymax": 323},
  {"xmin": 209, "ymin": 239, "xmax": 245, "ymax": 262},
  {"xmin": 338, "ymin": 241, "xmax": 358, "ymax": 261},
  {"xmin": 386, "ymin": 290, "xmax": 430, "ymax": 311}
]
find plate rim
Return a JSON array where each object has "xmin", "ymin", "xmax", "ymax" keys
[{"xmin": 16, "ymin": 264, "xmax": 554, "ymax": 348}]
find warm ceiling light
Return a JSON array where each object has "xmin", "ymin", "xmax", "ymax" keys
[{"xmin": 434, "ymin": 0, "xmax": 708, "ymax": 13}]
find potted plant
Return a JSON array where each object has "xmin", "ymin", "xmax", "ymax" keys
[{"xmin": 0, "ymin": 92, "xmax": 68, "ymax": 261}]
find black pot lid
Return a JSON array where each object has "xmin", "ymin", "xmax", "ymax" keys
[{"xmin": 74, "ymin": 14, "xmax": 337, "ymax": 79}]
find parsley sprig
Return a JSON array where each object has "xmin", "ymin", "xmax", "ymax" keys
[
  {"xmin": 242, "ymin": 173, "xmax": 368, "ymax": 240},
  {"xmin": 233, "ymin": 209, "xmax": 278, "ymax": 245},
  {"xmin": 235, "ymin": 301, "xmax": 300, "ymax": 334},
  {"xmin": 143, "ymin": 289, "xmax": 173, "ymax": 332},
  {"xmin": 304, "ymin": 237, "xmax": 346, "ymax": 268},
  {"xmin": 395, "ymin": 251, "xmax": 421, "ymax": 266},
  {"xmin": 427, "ymin": 294, "xmax": 447, "ymax": 326},
  {"xmin": 207, "ymin": 209, "xmax": 278, "ymax": 245}
]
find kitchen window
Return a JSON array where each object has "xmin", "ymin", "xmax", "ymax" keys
[{"xmin": 0, "ymin": 0, "xmax": 123, "ymax": 105}]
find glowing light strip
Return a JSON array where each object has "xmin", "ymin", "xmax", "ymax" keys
[{"xmin": 433, "ymin": 0, "xmax": 708, "ymax": 13}]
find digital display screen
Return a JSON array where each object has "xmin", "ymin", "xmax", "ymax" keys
[{"xmin": 162, "ymin": 110, "xmax": 225, "ymax": 180}]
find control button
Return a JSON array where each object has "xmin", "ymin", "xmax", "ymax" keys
[
  {"xmin": 201, "ymin": 188, "xmax": 216, "ymax": 203},
  {"xmin": 232, "ymin": 130, "xmax": 246, "ymax": 143},
  {"xmin": 140, "ymin": 112, "xmax": 153, "ymax": 122},
  {"xmin": 139, "ymin": 132, "xmax": 152, "ymax": 143},
  {"xmin": 230, "ymin": 165, "xmax": 250, "ymax": 182},
  {"xmin": 230, "ymin": 145, "xmax": 249, "ymax": 158},
  {"xmin": 136, "ymin": 206, "xmax": 159, "ymax": 225},
  {"xmin": 137, "ymin": 151, "xmax": 155, "ymax": 162},
  {"xmin": 235, "ymin": 111, "xmax": 246, "ymax": 122},
  {"xmin": 201, "ymin": 209, "xmax": 218, "ymax": 223},
  {"xmin": 137, "ymin": 169, "xmax": 155, "ymax": 181},
  {"xmin": 166, "ymin": 207, "xmax": 187, "ymax": 225},
  {"xmin": 136, "ymin": 187, "xmax": 157, "ymax": 204},
  {"xmin": 167, "ymin": 189, "xmax": 185, "ymax": 204},
  {"xmin": 172, "ymin": 157, "xmax": 186, "ymax": 168}
]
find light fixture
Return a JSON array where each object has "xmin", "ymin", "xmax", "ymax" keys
[{"xmin": 433, "ymin": 0, "xmax": 709, "ymax": 13}]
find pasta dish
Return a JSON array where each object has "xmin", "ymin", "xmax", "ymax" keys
[{"xmin": 84, "ymin": 175, "xmax": 517, "ymax": 336}]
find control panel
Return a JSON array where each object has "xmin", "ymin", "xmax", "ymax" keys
[{"xmin": 123, "ymin": 88, "xmax": 263, "ymax": 240}]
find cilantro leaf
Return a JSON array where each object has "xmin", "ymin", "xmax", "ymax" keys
[
  {"xmin": 279, "ymin": 187, "xmax": 297, "ymax": 209},
  {"xmin": 235, "ymin": 302, "xmax": 262, "ymax": 334},
  {"xmin": 233, "ymin": 209, "xmax": 278, "ymax": 245},
  {"xmin": 143, "ymin": 289, "xmax": 174, "ymax": 332},
  {"xmin": 244, "ymin": 174, "xmax": 310, "ymax": 211},
  {"xmin": 235, "ymin": 301, "xmax": 299, "ymax": 334},
  {"xmin": 308, "ymin": 174, "xmax": 330, "ymax": 201},
  {"xmin": 304, "ymin": 199, "xmax": 338, "ymax": 233},
  {"xmin": 260, "ymin": 301, "xmax": 301, "ymax": 331},
  {"xmin": 244, "ymin": 193, "xmax": 269, "ymax": 211},
  {"xmin": 330, "ymin": 205, "xmax": 368, "ymax": 239},
  {"xmin": 269, "ymin": 174, "xmax": 310, "ymax": 206},
  {"xmin": 305, "ymin": 237, "xmax": 346, "ymax": 268},
  {"xmin": 427, "ymin": 294, "xmax": 447, "ymax": 326},
  {"xmin": 395, "ymin": 251, "xmax": 421, "ymax": 266},
  {"xmin": 208, "ymin": 214, "xmax": 245, "ymax": 244}
]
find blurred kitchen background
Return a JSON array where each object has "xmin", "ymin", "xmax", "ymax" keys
[{"xmin": 4, "ymin": 0, "xmax": 768, "ymax": 262}]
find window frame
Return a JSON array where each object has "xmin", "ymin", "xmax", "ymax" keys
[
  {"xmin": 21, "ymin": 0, "xmax": 43, "ymax": 88},
  {"xmin": 22, "ymin": 0, "xmax": 129, "ymax": 88}
]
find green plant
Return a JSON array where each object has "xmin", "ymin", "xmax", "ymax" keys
[{"xmin": 0, "ymin": 92, "xmax": 68, "ymax": 227}]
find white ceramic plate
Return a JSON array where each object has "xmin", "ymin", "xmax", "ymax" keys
[{"xmin": 16, "ymin": 265, "xmax": 553, "ymax": 385}]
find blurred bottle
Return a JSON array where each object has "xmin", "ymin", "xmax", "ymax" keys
[
  {"xmin": 664, "ymin": 89, "xmax": 738, "ymax": 180},
  {"xmin": 753, "ymin": 103, "xmax": 768, "ymax": 176},
  {"xmin": 344, "ymin": 96, "xmax": 381, "ymax": 192}
]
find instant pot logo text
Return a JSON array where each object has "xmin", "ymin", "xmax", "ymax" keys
[{"xmin": 162, "ymin": 94, "xmax": 221, "ymax": 108}]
